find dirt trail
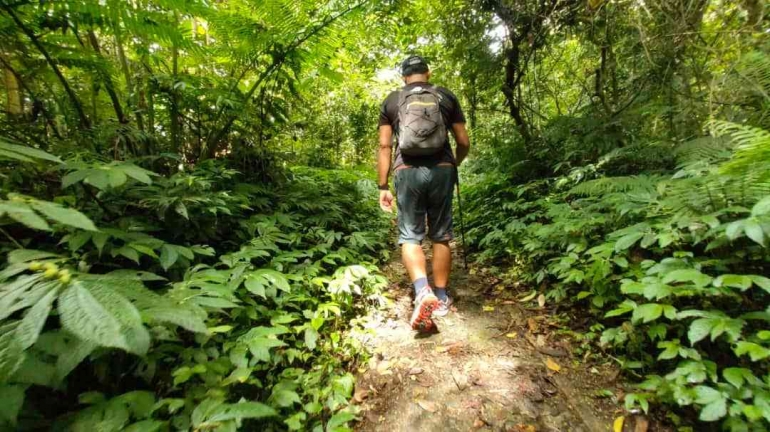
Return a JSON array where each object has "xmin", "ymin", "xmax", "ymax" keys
[{"xmin": 351, "ymin": 245, "xmax": 624, "ymax": 432}]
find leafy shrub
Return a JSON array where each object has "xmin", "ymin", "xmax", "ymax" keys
[
  {"xmin": 0, "ymin": 145, "xmax": 389, "ymax": 431},
  {"xmin": 463, "ymin": 123, "xmax": 770, "ymax": 429}
]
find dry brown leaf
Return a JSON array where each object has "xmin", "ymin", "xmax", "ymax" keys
[
  {"xmin": 527, "ymin": 318, "xmax": 539, "ymax": 333},
  {"xmin": 451, "ymin": 371, "xmax": 469, "ymax": 391},
  {"xmin": 416, "ymin": 399, "xmax": 439, "ymax": 412},
  {"xmin": 511, "ymin": 425, "xmax": 537, "ymax": 432},
  {"xmin": 613, "ymin": 416, "xmax": 625, "ymax": 432},
  {"xmin": 545, "ymin": 357, "xmax": 561, "ymax": 372},
  {"xmin": 633, "ymin": 415, "xmax": 649, "ymax": 432},
  {"xmin": 436, "ymin": 341, "xmax": 462, "ymax": 353},
  {"xmin": 353, "ymin": 388, "xmax": 369, "ymax": 404}
]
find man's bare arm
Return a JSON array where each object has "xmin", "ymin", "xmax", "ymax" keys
[
  {"xmin": 451, "ymin": 123, "xmax": 470, "ymax": 166},
  {"xmin": 378, "ymin": 125, "xmax": 393, "ymax": 186},
  {"xmin": 377, "ymin": 125, "xmax": 395, "ymax": 212}
]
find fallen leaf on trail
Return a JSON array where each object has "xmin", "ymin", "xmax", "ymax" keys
[
  {"xmin": 613, "ymin": 416, "xmax": 625, "ymax": 432},
  {"xmin": 511, "ymin": 425, "xmax": 536, "ymax": 432},
  {"xmin": 545, "ymin": 357, "xmax": 561, "ymax": 372},
  {"xmin": 416, "ymin": 399, "xmax": 439, "ymax": 412},
  {"xmin": 483, "ymin": 305, "xmax": 495, "ymax": 312},
  {"xmin": 506, "ymin": 332, "xmax": 518, "ymax": 338},
  {"xmin": 436, "ymin": 341, "xmax": 463, "ymax": 354},
  {"xmin": 353, "ymin": 388, "xmax": 369, "ymax": 404},
  {"xmin": 537, "ymin": 294, "xmax": 546, "ymax": 308},
  {"xmin": 451, "ymin": 371, "xmax": 469, "ymax": 391},
  {"xmin": 519, "ymin": 290, "xmax": 537, "ymax": 302},
  {"xmin": 634, "ymin": 415, "xmax": 649, "ymax": 432},
  {"xmin": 408, "ymin": 367, "xmax": 424, "ymax": 375},
  {"xmin": 527, "ymin": 318, "xmax": 539, "ymax": 333},
  {"xmin": 537, "ymin": 346, "xmax": 567, "ymax": 357},
  {"xmin": 473, "ymin": 418, "xmax": 486, "ymax": 428},
  {"xmin": 501, "ymin": 300, "xmax": 516, "ymax": 305}
]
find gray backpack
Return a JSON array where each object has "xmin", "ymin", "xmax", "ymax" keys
[{"xmin": 397, "ymin": 85, "xmax": 447, "ymax": 156}]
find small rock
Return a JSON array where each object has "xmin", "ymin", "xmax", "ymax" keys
[{"xmin": 408, "ymin": 367, "xmax": 424, "ymax": 375}]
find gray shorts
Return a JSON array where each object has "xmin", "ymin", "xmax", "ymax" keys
[{"xmin": 394, "ymin": 165, "xmax": 455, "ymax": 245}]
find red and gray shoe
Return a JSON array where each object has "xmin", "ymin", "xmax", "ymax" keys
[
  {"xmin": 410, "ymin": 287, "xmax": 439, "ymax": 332},
  {"xmin": 433, "ymin": 296, "xmax": 453, "ymax": 317}
]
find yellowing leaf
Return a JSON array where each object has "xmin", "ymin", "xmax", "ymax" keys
[
  {"xmin": 519, "ymin": 290, "xmax": 537, "ymax": 302},
  {"xmin": 545, "ymin": 357, "xmax": 561, "ymax": 372},
  {"xmin": 505, "ymin": 333, "xmax": 518, "ymax": 339},
  {"xmin": 537, "ymin": 294, "xmax": 546, "ymax": 308},
  {"xmin": 483, "ymin": 306, "xmax": 495, "ymax": 312},
  {"xmin": 613, "ymin": 415, "xmax": 624, "ymax": 432}
]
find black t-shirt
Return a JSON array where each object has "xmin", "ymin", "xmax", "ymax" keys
[{"xmin": 379, "ymin": 82, "xmax": 466, "ymax": 169}]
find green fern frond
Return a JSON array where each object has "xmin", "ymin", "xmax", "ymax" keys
[
  {"xmin": 673, "ymin": 136, "xmax": 733, "ymax": 167},
  {"xmin": 711, "ymin": 121, "xmax": 770, "ymax": 177},
  {"xmin": 738, "ymin": 50, "xmax": 770, "ymax": 101},
  {"xmin": 569, "ymin": 175, "xmax": 665, "ymax": 197}
]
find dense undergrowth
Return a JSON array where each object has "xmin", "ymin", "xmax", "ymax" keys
[
  {"xmin": 0, "ymin": 146, "xmax": 390, "ymax": 431},
  {"xmin": 464, "ymin": 121, "xmax": 770, "ymax": 430}
]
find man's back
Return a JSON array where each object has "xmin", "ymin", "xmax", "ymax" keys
[{"xmin": 379, "ymin": 82, "xmax": 465, "ymax": 169}]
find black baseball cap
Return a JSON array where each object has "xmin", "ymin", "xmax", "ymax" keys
[{"xmin": 400, "ymin": 55, "xmax": 429, "ymax": 76}]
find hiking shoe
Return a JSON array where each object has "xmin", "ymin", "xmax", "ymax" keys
[
  {"xmin": 410, "ymin": 288, "xmax": 439, "ymax": 332},
  {"xmin": 433, "ymin": 296, "xmax": 453, "ymax": 317}
]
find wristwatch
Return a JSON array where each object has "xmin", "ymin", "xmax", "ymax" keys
[{"xmin": 378, "ymin": 184, "xmax": 389, "ymax": 191}]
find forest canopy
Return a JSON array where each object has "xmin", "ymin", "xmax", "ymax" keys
[{"xmin": 0, "ymin": 0, "xmax": 768, "ymax": 430}]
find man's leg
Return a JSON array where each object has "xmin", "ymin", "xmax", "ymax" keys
[
  {"xmin": 402, "ymin": 243, "xmax": 428, "ymax": 283},
  {"xmin": 427, "ymin": 165, "xmax": 456, "ymax": 314},
  {"xmin": 432, "ymin": 240, "xmax": 451, "ymax": 291},
  {"xmin": 395, "ymin": 168, "xmax": 439, "ymax": 332}
]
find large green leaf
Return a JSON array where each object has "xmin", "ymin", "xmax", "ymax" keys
[
  {"xmin": 16, "ymin": 288, "xmax": 58, "ymax": 350},
  {"xmin": 160, "ymin": 245, "xmax": 179, "ymax": 271},
  {"xmin": 614, "ymin": 232, "xmax": 645, "ymax": 252},
  {"xmin": 28, "ymin": 200, "xmax": 98, "ymax": 231},
  {"xmin": 207, "ymin": 401, "xmax": 276, "ymax": 422},
  {"xmin": 0, "ymin": 202, "xmax": 50, "ymax": 231},
  {"xmin": 82, "ymin": 282, "xmax": 150, "ymax": 355},
  {"xmin": 58, "ymin": 283, "xmax": 135, "ymax": 354},
  {"xmin": 0, "ymin": 141, "xmax": 61, "ymax": 163},
  {"xmin": 688, "ymin": 319, "xmax": 714, "ymax": 345},
  {"xmin": 632, "ymin": 303, "xmax": 664, "ymax": 323},
  {"xmin": 661, "ymin": 269, "xmax": 712, "ymax": 288}
]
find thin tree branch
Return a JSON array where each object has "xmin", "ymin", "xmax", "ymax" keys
[{"xmin": 2, "ymin": 3, "xmax": 91, "ymax": 129}]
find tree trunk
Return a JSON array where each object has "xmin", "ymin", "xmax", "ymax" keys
[
  {"xmin": 170, "ymin": 35, "xmax": 181, "ymax": 155},
  {"xmin": 87, "ymin": 30, "xmax": 128, "ymax": 126},
  {"xmin": 4, "ymin": 65, "xmax": 23, "ymax": 116}
]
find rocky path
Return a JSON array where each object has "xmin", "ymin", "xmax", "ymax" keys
[{"xmin": 351, "ymin": 245, "xmax": 631, "ymax": 432}]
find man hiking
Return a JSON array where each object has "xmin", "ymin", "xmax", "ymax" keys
[{"xmin": 376, "ymin": 55, "xmax": 471, "ymax": 332}]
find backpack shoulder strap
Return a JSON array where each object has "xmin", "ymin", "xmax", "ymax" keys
[{"xmin": 424, "ymin": 85, "xmax": 444, "ymax": 102}]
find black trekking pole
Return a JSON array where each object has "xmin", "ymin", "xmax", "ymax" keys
[{"xmin": 454, "ymin": 167, "xmax": 469, "ymax": 270}]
